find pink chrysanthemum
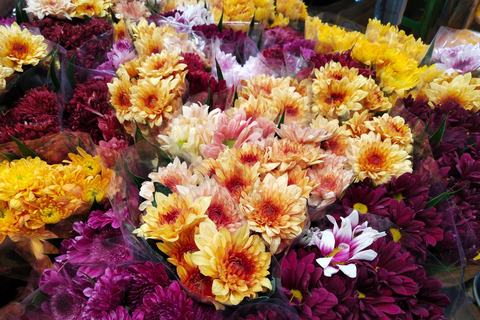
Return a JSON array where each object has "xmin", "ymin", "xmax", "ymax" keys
[{"xmin": 201, "ymin": 109, "xmax": 264, "ymax": 159}]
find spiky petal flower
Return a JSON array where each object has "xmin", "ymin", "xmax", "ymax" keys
[
  {"xmin": 306, "ymin": 210, "xmax": 386, "ymax": 278},
  {"xmin": 0, "ymin": 23, "xmax": 48, "ymax": 72},
  {"xmin": 191, "ymin": 221, "xmax": 272, "ymax": 305},
  {"xmin": 346, "ymin": 132, "xmax": 412, "ymax": 186},
  {"xmin": 240, "ymin": 173, "xmax": 310, "ymax": 254},
  {"xmin": 134, "ymin": 192, "xmax": 210, "ymax": 242},
  {"xmin": 433, "ymin": 43, "xmax": 480, "ymax": 74}
]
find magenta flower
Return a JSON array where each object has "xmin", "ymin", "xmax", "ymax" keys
[
  {"xmin": 101, "ymin": 306, "xmax": 132, "ymax": 320},
  {"xmin": 433, "ymin": 43, "xmax": 480, "ymax": 74},
  {"xmin": 82, "ymin": 267, "xmax": 131, "ymax": 319},
  {"xmin": 131, "ymin": 282, "xmax": 196, "ymax": 320},
  {"xmin": 309, "ymin": 210, "xmax": 386, "ymax": 278},
  {"xmin": 126, "ymin": 261, "xmax": 171, "ymax": 310},
  {"xmin": 97, "ymin": 39, "xmax": 136, "ymax": 73},
  {"xmin": 281, "ymin": 249, "xmax": 337, "ymax": 320}
]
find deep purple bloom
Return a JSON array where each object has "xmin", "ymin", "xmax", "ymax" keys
[
  {"xmin": 132, "ymin": 282, "xmax": 196, "ymax": 320},
  {"xmin": 82, "ymin": 267, "xmax": 131, "ymax": 319},
  {"xmin": 101, "ymin": 306, "xmax": 132, "ymax": 320},
  {"xmin": 281, "ymin": 249, "xmax": 337, "ymax": 320},
  {"xmin": 126, "ymin": 261, "xmax": 171, "ymax": 310}
]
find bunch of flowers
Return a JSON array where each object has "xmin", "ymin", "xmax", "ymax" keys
[
  {"xmin": 0, "ymin": 147, "xmax": 111, "ymax": 257},
  {"xmin": 24, "ymin": 0, "xmax": 111, "ymax": 20}
]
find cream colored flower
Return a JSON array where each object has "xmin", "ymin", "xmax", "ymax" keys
[{"xmin": 25, "ymin": 0, "xmax": 76, "ymax": 20}]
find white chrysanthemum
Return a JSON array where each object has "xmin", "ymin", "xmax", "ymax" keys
[
  {"xmin": 433, "ymin": 43, "xmax": 480, "ymax": 75},
  {"xmin": 25, "ymin": 0, "xmax": 76, "ymax": 20}
]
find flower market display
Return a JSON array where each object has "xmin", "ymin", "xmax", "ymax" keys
[{"xmin": 2, "ymin": 0, "xmax": 480, "ymax": 319}]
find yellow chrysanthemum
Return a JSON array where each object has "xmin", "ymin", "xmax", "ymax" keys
[
  {"xmin": 346, "ymin": 132, "xmax": 412, "ymax": 186},
  {"xmin": 0, "ymin": 65, "xmax": 14, "ymax": 91},
  {"xmin": 305, "ymin": 17, "xmax": 364, "ymax": 54},
  {"xmin": 267, "ymin": 138, "xmax": 326, "ymax": 171},
  {"xmin": 134, "ymin": 25, "xmax": 179, "ymax": 57},
  {"xmin": 0, "ymin": 23, "xmax": 48, "ymax": 72},
  {"xmin": 217, "ymin": 143, "xmax": 274, "ymax": 174},
  {"xmin": 342, "ymin": 110, "xmax": 373, "ymax": 138},
  {"xmin": 240, "ymin": 173, "xmax": 309, "ymax": 254},
  {"xmin": 276, "ymin": 0, "xmax": 308, "ymax": 21},
  {"xmin": 108, "ymin": 73, "xmax": 133, "ymax": 124},
  {"xmin": 366, "ymin": 114, "xmax": 413, "ymax": 153},
  {"xmin": 162, "ymin": 0, "xmax": 197, "ymax": 12},
  {"xmin": 269, "ymin": 165, "xmax": 315, "ymax": 198},
  {"xmin": 312, "ymin": 75, "xmax": 368, "ymax": 119},
  {"xmin": 0, "ymin": 157, "xmax": 52, "ymax": 211},
  {"xmin": 64, "ymin": 147, "xmax": 104, "ymax": 177},
  {"xmin": 191, "ymin": 220, "xmax": 272, "ymax": 305},
  {"xmin": 361, "ymin": 78, "xmax": 391, "ymax": 112},
  {"xmin": 133, "ymin": 192, "xmax": 211, "ymax": 242},
  {"xmin": 137, "ymin": 51, "xmax": 187, "ymax": 85},
  {"xmin": 234, "ymin": 95, "xmax": 277, "ymax": 121},
  {"xmin": 269, "ymin": 13, "xmax": 290, "ymax": 27},
  {"xmin": 130, "ymin": 18, "xmax": 157, "ymax": 38},
  {"xmin": 117, "ymin": 56, "xmax": 145, "ymax": 80},
  {"xmin": 223, "ymin": 0, "xmax": 254, "ymax": 22},
  {"xmin": 424, "ymin": 73, "xmax": 480, "ymax": 112},
  {"xmin": 410, "ymin": 64, "xmax": 443, "ymax": 100},
  {"xmin": 71, "ymin": 0, "xmax": 109, "ymax": 18},
  {"xmin": 273, "ymin": 87, "xmax": 311, "ymax": 126},
  {"xmin": 314, "ymin": 61, "xmax": 364, "ymax": 86},
  {"xmin": 238, "ymin": 74, "xmax": 292, "ymax": 102},
  {"xmin": 80, "ymin": 174, "xmax": 110, "ymax": 204},
  {"xmin": 351, "ymin": 39, "xmax": 383, "ymax": 68},
  {"xmin": 129, "ymin": 77, "xmax": 184, "ymax": 127},
  {"xmin": 253, "ymin": 0, "xmax": 274, "ymax": 21},
  {"xmin": 113, "ymin": 19, "xmax": 127, "ymax": 41},
  {"xmin": 0, "ymin": 201, "xmax": 21, "ymax": 236}
]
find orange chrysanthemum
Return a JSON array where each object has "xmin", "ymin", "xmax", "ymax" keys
[
  {"xmin": 361, "ymin": 79, "xmax": 392, "ymax": 112},
  {"xmin": 177, "ymin": 252, "xmax": 214, "ymax": 298},
  {"xmin": 216, "ymin": 143, "xmax": 275, "ymax": 174},
  {"xmin": 133, "ymin": 192, "xmax": 210, "ymax": 242},
  {"xmin": 0, "ymin": 23, "xmax": 48, "ymax": 72},
  {"xmin": 157, "ymin": 224, "xmax": 199, "ymax": 266},
  {"xmin": 269, "ymin": 165, "xmax": 315, "ymax": 198},
  {"xmin": 192, "ymin": 220, "xmax": 272, "ymax": 305},
  {"xmin": 214, "ymin": 161, "xmax": 260, "ymax": 201},
  {"xmin": 134, "ymin": 25, "xmax": 179, "ymax": 57},
  {"xmin": 267, "ymin": 137, "xmax": 326, "ymax": 171},
  {"xmin": 188, "ymin": 177, "xmax": 245, "ymax": 233},
  {"xmin": 71, "ymin": 0, "xmax": 109, "ymax": 18},
  {"xmin": 240, "ymin": 173, "xmax": 309, "ymax": 254},
  {"xmin": 346, "ymin": 132, "xmax": 412, "ymax": 186},
  {"xmin": 137, "ymin": 51, "xmax": 187, "ymax": 85}
]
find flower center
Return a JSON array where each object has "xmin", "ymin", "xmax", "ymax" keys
[
  {"xmin": 327, "ymin": 92, "xmax": 345, "ymax": 104},
  {"xmin": 393, "ymin": 192, "xmax": 403, "ymax": 201},
  {"xmin": 12, "ymin": 42, "xmax": 27, "ymax": 55},
  {"xmin": 223, "ymin": 139, "xmax": 236, "ymax": 148},
  {"xmin": 40, "ymin": 204, "xmax": 62, "ymax": 224},
  {"xmin": 290, "ymin": 289, "xmax": 303, "ymax": 301},
  {"xmin": 327, "ymin": 247, "xmax": 342, "ymax": 258},
  {"xmin": 146, "ymin": 94, "xmax": 158, "ymax": 108},
  {"xmin": 353, "ymin": 203, "xmax": 368, "ymax": 214},
  {"xmin": 227, "ymin": 253, "xmax": 252, "ymax": 276},
  {"xmin": 185, "ymin": 269, "xmax": 214, "ymax": 297},
  {"xmin": 239, "ymin": 153, "xmax": 260, "ymax": 166},
  {"xmin": 163, "ymin": 208, "xmax": 180, "ymax": 224},
  {"xmin": 389, "ymin": 228, "xmax": 402, "ymax": 242}
]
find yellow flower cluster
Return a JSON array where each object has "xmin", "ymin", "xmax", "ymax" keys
[
  {"xmin": 0, "ymin": 149, "xmax": 111, "ymax": 245},
  {"xmin": 24, "ymin": 0, "xmax": 112, "ymax": 19},
  {"xmin": 108, "ymin": 21, "xmax": 188, "ymax": 130}
]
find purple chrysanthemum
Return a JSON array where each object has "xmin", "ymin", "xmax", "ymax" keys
[
  {"xmin": 82, "ymin": 267, "xmax": 131, "ymax": 319},
  {"xmin": 97, "ymin": 39, "xmax": 136, "ymax": 73},
  {"xmin": 281, "ymin": 249, "xmax": 337, "ymax": 320},
  {"xmin": 132, "ymin": 282, "xmax": 195, "ymax": 320},
  {"xmin": 101, "ymin": 306, "xmax": 132, "ymax": 320},
  {"xmin": 126, "ymin": 261, "xmax": 171, "ymax": 310},
  {"xmin": 57, "ymin": 211, "xmax": 132, "ymax": 278}
]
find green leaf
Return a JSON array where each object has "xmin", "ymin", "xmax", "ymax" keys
[
  {"xmin": 217, "ymin": 11, "xmax": 224, "ymax": 32},
  {"xmin": 1, "ymin": 152, "xmax": 20, "ymax": 161},
  {"xmin": 215, "ymin": 57, "xmax": 224, "ymax": 82},
  {"xmin": 77, "ymin": 137, "xmax": 84, "ymax": 150},
  {"xmin": 429, "ymin": 114, "xmax": 449, "ymax": 144},
  {"xmin": 234, "ymin": 45, "xmax": 243, "ymax": 66},
  {"xmin": 256, "ymin": 30, "xmax": 263, "ymax": 50},
  {"xmin": 204, "ymin": 1, "xmax": 207, "ymax": 9},
  {"xmin": 234, "ymin": 87, "xmax": 238, "ymax": 103},
  {"xmin": 109, "ymin": 6, "xmax": 119, "ymax": 23},
  {"xmin": 124, "ymin": 163, "xmax": 146, "ymax": 189},
  {"xmin": 274, "ymin": 107, "xmax": 286, "ymax": 138},
  {"xmin": 426, "ymin": 183, "xmax": 466, "ymax": 208},
  {"xmin": 8, "ymin": 134, "xmax": 38, "ymax": 158},
  {"xmin": 0, "ymin": 105, "xmax": 5, "ymax": 114},
  {"xmin": 154, "ymin": 181, "xmax": 172, "ymax": 196},
  {"xmin": 205, "ymin": 84, "xmax": 211, "ymax": 107},
  {"xmin": 31, "ymin": 292, "xmax": 47, "ymax": 307},
  {"xmin": 424, "ymin": 113, "xmax": 431, "ymax": 132},
  {"xmin": 49, "ymin": 46, "xmax": 61, "ymax": 92},
  {"xmin": 420, "ymin": 38, "xmax": 435, "ymax": 67},
  {"xmin": 89, "ymin": 198, "xmax": 104, "ymax": 213},
  {"xmin": 44, "ymin": 238, "xmax": 64, "ymax": 250},
  {"xmin": 248, "ymin": 12, "xmax": 256, "ymax": 37},
  {"xmin": 15, "ymin": 0, "xmax": 29, "ymax": 24},
  {"xmin": 74, "ymin": 269, "xmax": 96, "ymax": 285},
  {"xmin": 67, "ymin": 52, "xmax": 76, "ymax": 90}
]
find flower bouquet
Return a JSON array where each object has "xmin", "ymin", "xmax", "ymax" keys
[{"xmin": 2, "ymin": 0, "xmax": 480, "ymax": 319}]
